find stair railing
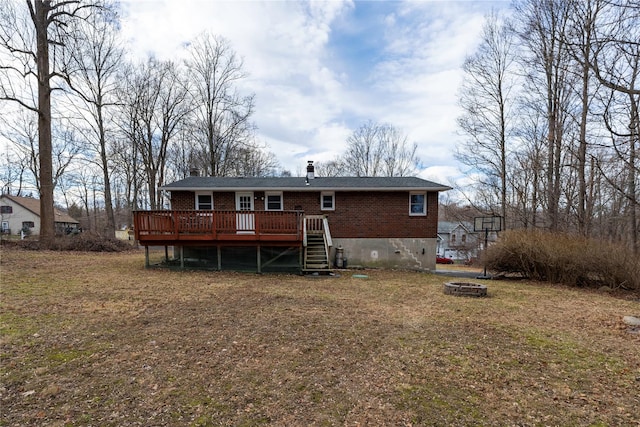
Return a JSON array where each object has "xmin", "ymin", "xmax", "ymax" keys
[
  {"xmin": 322, "ymin": 216, "xmax": 332, "ymax": 248},
  {"xmin": 303, "ymin": 215, "xmax": 333, "ymax": 270}
]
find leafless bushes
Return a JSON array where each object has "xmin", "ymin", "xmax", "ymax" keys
[
  {"xmin": 485, "ymin": 230, "xmax": 639, "ymax": 290},
  {"xmin": 1, "ymin": 233, "xmax": 135, "ymax": 252}
]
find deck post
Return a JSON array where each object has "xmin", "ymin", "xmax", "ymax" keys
[
  {"xmin": 180, "ymin": 246, "xmax": 184, "ymax": 269},
  {"xmin": 145, "ymin": 246, "xmax": 149, "ymax": 268},
  {"xmin": 164, "ymin": 245, "xmax": 169, "ymax": 262},
  {"xmin": 299, "ymin": 244, "xmax": 303, "ymax": 271},
  {"xmin": 217, "ymin": 245, "xmax": 222, "ymax": 271},
  {"xmin": 257, "ymin": 245, "xmax": 261, "ymax": 273}
]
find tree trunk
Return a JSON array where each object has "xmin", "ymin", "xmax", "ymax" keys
[
  {"xmin": 629, "ymin": 91, "xmax": 639, "ymax": 254},
  {"xmin": 98, "ymin": 108, "xmax": 116, "ymax": 237},
  {"xmin": 34, "ymin": 0, "xmax": 55, "ymax": 245}
]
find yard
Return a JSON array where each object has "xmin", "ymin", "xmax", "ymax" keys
[{"xmin": 1, "ymin": 247, "xmax": 639, "ymax": 426}]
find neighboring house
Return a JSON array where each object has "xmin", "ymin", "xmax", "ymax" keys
[
  {"xmin": 437, "ymin": 221, "xmax": 479, "ymax": 262},
  {"xmin": 134, "ymin": 161, "xmax": 451, "ymax": 273},
  {"xmin": 0, "ymin": 194, "xmax": 80, "ymax": 236}
]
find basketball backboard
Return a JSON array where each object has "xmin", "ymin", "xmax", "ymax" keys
[{"xmin": 473, "ymin": 216, "xmax": 503, "ymax": 232}]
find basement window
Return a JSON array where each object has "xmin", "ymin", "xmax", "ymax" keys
[{"xmin": 409, "ymin": 192, "xmax": 426, "ymax": 216}]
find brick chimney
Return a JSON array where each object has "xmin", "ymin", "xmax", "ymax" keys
[{"xmin": 306, "ymin": 161, "xmax": 315, "ymax": 180}]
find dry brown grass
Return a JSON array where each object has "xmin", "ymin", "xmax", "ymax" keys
[{"xmin": 1, "ymin": 247, "xmax": 639, "ymax": 426}]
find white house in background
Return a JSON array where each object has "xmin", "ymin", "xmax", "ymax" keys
[
  {"xmin": 0, "ymin": 194, "xmax": 79, "ymax": 236},
  {"xmin": 437, "ymin": 221, "xmax": 480, "ymax": 262}
]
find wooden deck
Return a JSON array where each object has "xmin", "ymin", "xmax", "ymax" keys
[{"xmin": 133, "ymin": 210, "xmax": 303, "ymax": 246}]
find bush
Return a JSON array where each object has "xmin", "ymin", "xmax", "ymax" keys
[
  {"xmin": 484, "ymin": 229, "xmax": 640, "ymax": 290},
  {"xmin": 1, "ymin": 233, "xmax": 136, "ymax": 253}
]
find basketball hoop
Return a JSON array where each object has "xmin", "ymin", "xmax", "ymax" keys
[{"xmin": 474, "ymin": 216, "xmax": 503, "ymax": 279}]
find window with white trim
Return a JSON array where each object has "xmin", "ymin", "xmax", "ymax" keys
[
  {"xmin": 265, "ymin": 192, "xmax": 283, "ymax": 211},
  {"xmin": 195, "ymin": 193, "xmax": 213, "ymax": 210},
  {"xmin": 409, "ymin": 192, "xmax": 426, "ymax": 216},
  {"xmin": 321, "ymin": 192, "xmax": 335, "ymax": 211}
]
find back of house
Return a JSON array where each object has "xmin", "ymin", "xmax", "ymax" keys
[{"xmin": 134, "ymin": 162, "xmax": 451, "ymax": 272}]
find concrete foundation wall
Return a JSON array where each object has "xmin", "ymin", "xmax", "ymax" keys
[{"xmin": 331, "ymin": 238, "xmax": 437, "ymax": 271}]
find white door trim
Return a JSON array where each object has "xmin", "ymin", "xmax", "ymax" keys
[{"xmin": 235, "ymin": 192, "xmax": 255, "ymax": 233}]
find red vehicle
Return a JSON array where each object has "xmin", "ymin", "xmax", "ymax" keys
[{"xmin": 436, "ymin": 256, "xmax": 454, "ymax": 264}]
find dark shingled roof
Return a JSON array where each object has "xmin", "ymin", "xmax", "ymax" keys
[{"xmin": 161, "ymin": 176, "xmax": 452, "ymax": 192}]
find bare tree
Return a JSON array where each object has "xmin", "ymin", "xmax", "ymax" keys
[
  {"xmin": 113, "ymin": 62, "xmax": 144, "ymax": 211},
  {"xmin": 119, "ymin": 58, "xmax": 190, "ymax": 209},
  {"xmin": 341, "ymin": 121, "xmax": 418, "ymax": 177},
  {"xmin": 0, "ymin": 0, "xmax": 100, "ymax": 245},
  {"xmin": 563, "ymin": 0, "xmax": 606, "ymax": 236},
  {"xmin": 63, "ymin": 7, "xmax": 122, "ymax": 236},
  {"xmin": 71, "ymin": 167, "xmax": 101, "ymax": 232},
  {"xmin": 509, "ymin": 111, "xmax": 547, "ymax": 229},
  {"xmin": 516, "ymin": 0, "xmax": 583, "ymax": 231},
  {"xmin": 589, "ymin": 0, "xmax": 640, "ymax": 253},
  {"xmin": 455, "ymin": 0, "xmax": 638, "ymax": 252},
  {"xmin": 186, "ymin": 33, "xmax": 256, "ymax": 177},
  {"xmin": 0, "ymin": 149, "xmax": 30, "ymax": 196},
  {"xmin": 344, "ymin": 121, "xmax": 382, "ymax": 177},
  {"xmin": 228, "ymin": 142, "xmax": 280, "ymax": 177},
  {"xmin": 1, "ymin": 111, "xmax": 80, "ymax": 196},
  {"xmin": 314, "ymin": 160, "xmax": 345, "ymax": 177},
  {"xmin": 457, "ymin": 11, "xmax": 517, "ymax": 227}
]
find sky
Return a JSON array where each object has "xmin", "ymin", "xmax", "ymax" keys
[{"xmin": 118, "ymin": 0, "xmax": 510, "ymax": 188}]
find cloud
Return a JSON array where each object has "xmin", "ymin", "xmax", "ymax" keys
[{"xmin": 117, "ymin": 0, "xmax": 506, "ymax": 186}]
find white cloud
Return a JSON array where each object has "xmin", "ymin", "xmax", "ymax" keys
[{"xmin": 117, "ymin": 0, "xmax": 506, "ymax": 182}]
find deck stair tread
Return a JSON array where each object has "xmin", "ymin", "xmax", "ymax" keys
[{"xmin": 303, "ymin": 228, "xmax": 332, "ymax": 273}]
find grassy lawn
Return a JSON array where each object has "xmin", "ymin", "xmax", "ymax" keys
[{"xmin": 1, "ymin": 247, "xmax": 638, "ymax": 426}]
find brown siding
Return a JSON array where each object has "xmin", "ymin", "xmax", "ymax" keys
[{"xmin": 170, "ymin": 190, "xmax": 439, "ymax": 239}]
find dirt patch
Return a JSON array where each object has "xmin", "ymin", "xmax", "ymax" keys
[{"xmin": 1, "ymin": 247, "xmax": 639, "ymax": 426}]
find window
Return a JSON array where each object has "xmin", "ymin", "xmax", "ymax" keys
[
  {"xmin": 22, "ymin": 221, "xmax": 35, "ymax": 228},
  {"xmin": 265, "ymin": 192, "xmax": 283, "ymax": 211},
  {"xmin": 236, "ymin": 193, "xmax": 253, "ymax": 211},
  {"xmin": 409, "ymin": 192, "xmax": 426, "ymax": 216},
  {"xmin": 461, "ymin": 234, "xmax": 467, "ymax": 244},
  {"xmin": 195, "ymin": 193, "xmax": 213, "ymax": 210},
  {"xmin": 0, "ymin": 205, "xmax": 12, "ymax": 214},
  {"xmin": 451, "ymin": 234, "xmax": 456, "ymax": 244},
  {"xmin": 321, "ymin": 192, "xmax": 334, "ymax": 211},
  {"xmin": 1, "ymin": 221, "xmax": 8, "ymax": 231}
]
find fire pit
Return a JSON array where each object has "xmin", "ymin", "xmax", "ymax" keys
[{"xmin": 443, "ymin": 282, "xmax": 487, "ymax": 297}]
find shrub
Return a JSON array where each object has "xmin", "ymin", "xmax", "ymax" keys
[
  {"xmin": 1, "ymin": 233, "xmax": 136, "ymax": 253},
  {"xmin": 484, "ymin": 229, "xmax": 640, "ymax": 290}
]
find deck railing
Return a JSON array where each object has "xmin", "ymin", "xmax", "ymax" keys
[
  {"xmin": 133, "ymin": 210, "xmax": 303, "ymax": 243},
  {"xmin": 303, "ymin": 215, "xmax": 332, "ymax": 247}
]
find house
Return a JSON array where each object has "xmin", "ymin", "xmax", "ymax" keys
[
  {"xmin": 437, "ymin": 221, "xmax": 479, "ymax": 262},
  {"xmin": 133, "ymin": 161, "xmax": 451, "ymax": 272},
  {"xmin": 0, "ymin": 194, "xmax": 80, "ymax": 236}
]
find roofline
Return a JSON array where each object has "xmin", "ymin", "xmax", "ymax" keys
[
  {"xmin": 1, "ymin": 194, "xmax": 40, "ymax": 217},
  {"xmin": 1, "ymin": 194, "xmax": 80, "ymax": 223},
  {"xmin": 160, "ymin": 185, "xmax": 453, "ymax": 192}
]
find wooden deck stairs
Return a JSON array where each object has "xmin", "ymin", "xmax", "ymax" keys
[{"xmin": 303, "ymin": 215, "xmax": 333, "ymax": 273}]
